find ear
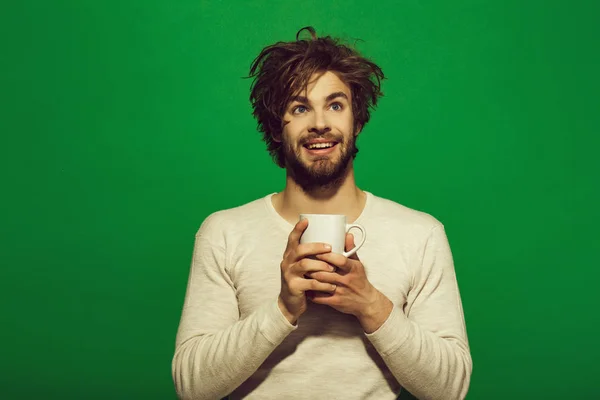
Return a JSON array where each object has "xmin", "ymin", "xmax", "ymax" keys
[
  {"xmin": 354, "ymin": 124, "xmax": 363, "ymax": 136},
  {"xmin": 275, "ymin": 119, "xmax": 290, "ymax": 143}
]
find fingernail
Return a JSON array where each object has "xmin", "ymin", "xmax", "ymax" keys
[
  {"xmin": 329, "ymin": 266, "xmax": 335, "ymax": 271},
  {"xmin": 324, "ymin": 244, "xmax": 331, "ymax": 250}
]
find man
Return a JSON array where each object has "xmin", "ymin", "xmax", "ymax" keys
[{"xmin": 172, "ymin": 27, "xmax": 472, "ymax": 400}]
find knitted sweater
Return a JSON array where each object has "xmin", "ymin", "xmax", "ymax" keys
[{"xmin": 172, "ymin": 192, "xmax": 472, "ymax": 399}]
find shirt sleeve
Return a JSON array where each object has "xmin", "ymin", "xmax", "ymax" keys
[
  {"xmin": 365, "ymin": 224, "xmax": 472, "ymax": 400},
  {"xmin": 171, "ymin": 216, "xmax": 297, "ymax": 400}
]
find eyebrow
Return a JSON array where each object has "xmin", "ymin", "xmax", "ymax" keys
[{"xmin": 290, "ymin": 91, "xmax": 349, "ymax": 105}]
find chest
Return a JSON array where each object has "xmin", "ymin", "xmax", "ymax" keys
[{"xmin": 227, "ymin": 235, "xmax": 414, "ymax": 319}]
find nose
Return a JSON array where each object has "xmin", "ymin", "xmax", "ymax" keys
[{"xmin": 308, "ymin": 109, "xmax": 331, "ymax": 135}]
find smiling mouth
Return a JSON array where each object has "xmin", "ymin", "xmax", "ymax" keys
[{"xmin": 303, "ymin": 142, "xmax": 338, "ymax": 150}]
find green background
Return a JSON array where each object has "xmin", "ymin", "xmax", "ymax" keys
[{"xmin": 2, "ymin": 0, "xmax": 599, "ymax": 399}]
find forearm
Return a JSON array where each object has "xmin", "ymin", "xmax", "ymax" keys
[
  {"xmin": 367, "ymin": 307, "xmax": 472, "ymax": 400},
  {"xmin": 172, "ymin": 299, "xmax": 295, "ymax": 400}
]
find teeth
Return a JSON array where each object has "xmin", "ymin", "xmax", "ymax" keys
[{"xmin": 307, "ymin": 142, "xmax": 335, "ymax": 149}]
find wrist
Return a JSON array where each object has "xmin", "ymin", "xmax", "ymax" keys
[
  {"xmin": 357, "ymin": 291, "xmax": 393, "ymax": 334},
  {"xmin": 277, "ymin": 296, "xmax": 299, "ymax": 325}
]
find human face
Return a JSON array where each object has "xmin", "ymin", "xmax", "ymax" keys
[{"xmin": 280, "ymin": 71, "xmax": 358, "ymax": 191}]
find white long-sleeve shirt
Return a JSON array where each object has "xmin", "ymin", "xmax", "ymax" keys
[{"xmin": 172, "ymin": 191, "xmax": 472, "ymax": 399}]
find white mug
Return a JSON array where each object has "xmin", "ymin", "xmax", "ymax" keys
[{"xmin": 299, "ymin": 214, "xmax": 366, "ymax": 257}]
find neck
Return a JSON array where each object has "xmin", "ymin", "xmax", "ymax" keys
[{"xmin": 272, "ymin": 162, "xmax": 367, "ymax": 224}]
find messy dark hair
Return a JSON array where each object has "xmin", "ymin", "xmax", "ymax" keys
[{"xmin": 248, "ymin": 27, "xmax": 384, "ymax": 168}]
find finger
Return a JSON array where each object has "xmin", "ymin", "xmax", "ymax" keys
[
  {"xmin": 304, "ymin": 271, "xmax": 339, "ymax": 284},
  {"xmin": 295, "ymin": 242, "xmax": 332, "ymax": 261},
  {"xmin": 345, "ymin": 233, "xmax": 360, "ymax": 260},
  {"xmin": 301, "ymin": 279, "xmax": 337, "ymax": 293},
  {"xmin": 287, "ymin": 218, "xmax": 309, "ymax": 246},
  {"xmin": 296, "ymin": 258, "xmax": 335, "ymax": 274},
  {"xmin": 315, "ymin": 252, "xmax": 351, "ymax": 271},
  {"xmin": 309, "ymin": 291, "xmax": 337, "ymax": 305},
  {"xmin": 311, "ymin": 291, "xmax": 336, "ymax": 298}
]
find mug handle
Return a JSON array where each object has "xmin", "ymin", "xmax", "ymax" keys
[{"xmin": 343, "ymin": 224, "xmax": 366, "ymax": 258}]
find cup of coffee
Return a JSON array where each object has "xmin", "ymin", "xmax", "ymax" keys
[{"xmin": 299, "ymin": 214, "xmax": 366, "ymax": 257}]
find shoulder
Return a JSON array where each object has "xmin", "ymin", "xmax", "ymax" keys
[
  {"xmin": 195, "ymin": 195, "xmax": 271, "ymax": 243},
  {"xmin": 366, "ymin": 192, "xmax": 445, "ymax": 237}
]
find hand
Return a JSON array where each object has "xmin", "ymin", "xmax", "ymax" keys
[
  {"xmin": 306, "ymin": 233, "xmax": 394, "ymax": 333},
  {"xmin": 278, "ymin": 218, "xmax": 338, "ymax": 325}
]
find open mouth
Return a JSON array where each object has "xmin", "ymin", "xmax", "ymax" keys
[{"xmin": 303, "ymin": 142, "xmax": 338, "ymax": 152}]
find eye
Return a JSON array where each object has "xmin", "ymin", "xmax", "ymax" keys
[
  {"xmin": 330, "ymin": 102, "xmax": 343, "ymax": 111},
  {"xmin": 292, "ymin": 105, "xmax": 309, "ymax": 114}
]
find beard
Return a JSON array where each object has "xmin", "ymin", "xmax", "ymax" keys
[{"xmin": 282, "ymin": 133, "xmax": 357, "ymax": 193}]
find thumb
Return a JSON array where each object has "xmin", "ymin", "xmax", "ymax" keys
[{"xmin": 345, "ymin": 233, "xmax": 360, "ymax": 260}]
